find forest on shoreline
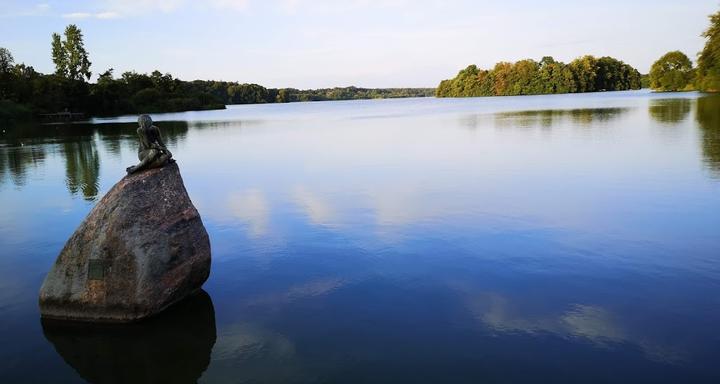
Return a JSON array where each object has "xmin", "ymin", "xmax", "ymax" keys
[
  {"xmin": 0, "ymin": 25, "xmax": 432, "ymax": 121},
  {"xmin": 0, "ymin": 64, "xmax": 435, "ymax": 120}
]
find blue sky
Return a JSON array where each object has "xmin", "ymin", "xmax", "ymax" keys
[{"xmin": 0, "ymin": 0, "xmax": 716, "ymax": 88}]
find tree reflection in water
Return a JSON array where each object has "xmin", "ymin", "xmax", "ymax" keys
[
  {"xmin": 648, "ymin": 99, "xmax": 692, "ymax": 124},
  {"xmin": 492, "ymin": 107, "xmax": 629, "ymax": 129},
  {"xmin": 63, "ymin": 140, "xmax": 100, "ymax": 201},
  {"xmin": 0, "ymin": 120, "xmax": 190, "ymax": 198},
  {"xmin": 0, "ymin": 145, "xmax": 46, "ymax": 187},
  {"xmin": 696, "ymin": 95, "xmax": 720, "ymax": 176}
]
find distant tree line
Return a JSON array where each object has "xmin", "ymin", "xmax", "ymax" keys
[
  {"xmin": 224, "ymin": 84, "xmax": 433, "ymax": 104},
  {"xmin": 272, "ymin": 87, "xmax": 434, "ymax": 103},
  {"xmin": 436, "ymin": 55, "xmax": 642, "ymax": 98},
  {"xmin": 92, "ymin": 75, "xmax": 433, "ymax": 115},
  {"xmin": 648, "ymin": 8, "xmax": 720, "ymax": 92}
]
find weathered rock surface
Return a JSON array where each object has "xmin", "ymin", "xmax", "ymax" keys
[{"xmin": 39, "ymin": 163, "xmax": 211, "ymax": 322}]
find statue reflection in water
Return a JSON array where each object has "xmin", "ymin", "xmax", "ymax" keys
[{"xmin": 41, "ymin": 290, "xmax": 216, "ymax": 384}]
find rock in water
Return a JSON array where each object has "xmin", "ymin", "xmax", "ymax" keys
[{"xmin": 39, "ymin": 163, "xmax": 211, "ymax": 322}]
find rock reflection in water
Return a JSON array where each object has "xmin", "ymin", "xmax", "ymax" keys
[{"xmin": 41, "ymin": 290, "xmax": 216, "ymax": 384}]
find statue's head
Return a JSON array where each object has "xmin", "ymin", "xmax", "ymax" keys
[{"xmin": 138, "ymin": 114, "xmax": 153, "ymax": 130}]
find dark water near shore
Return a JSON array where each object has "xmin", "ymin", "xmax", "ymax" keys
[{"xmin": 1, "ymin": 90, "xmax": 719, "ymax": 383}]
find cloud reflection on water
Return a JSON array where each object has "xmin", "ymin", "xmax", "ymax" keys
[
  {"xmin": 463, "ymin": 291, "xmax": 686, "ymax": 364},
  {"xmin": 226, "ymin": 188, "xmax": 271, "ymax": 237},
  {"xmin": 292, "ymin": 186, "xmax": 336, "ymax": 226}
]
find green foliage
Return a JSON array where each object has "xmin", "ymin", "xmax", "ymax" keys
[
  {"xmin": 2, "ymin": 59, "xmax": 86, "ymax": 116},
  {"xmin": 0, "ymin": 47, "xmax": 13, "ymax": 73},
  {"xmin": 568, "ymin": 56, "xmax": 597, "ymax": 93},
  {"xmin": 51, "ymin": 25, "xmax": 91, "ymax": 81},
  {"xmin": 697, "ymin": 10, "xmax": 720, "ymax": 92},
  {"xmin": 0, "ymin": 99, "xmax": 32, "ymax": 121},
  {"xmin": 436, "ymin": 55, "xmax": 641, "ymax": 98},
  {"xmin": 595, "ymin": 56, "xmax": 642, "ymax": 91},
  {"xmin": 640, "ymin": 74, "xmax": 650, "ymax": 89},
  {"xmin": 271, "ymin": 86, "xmax": 433, "ymax": 103},
  {"xmin": 85, "ymin": 75, "xmax": 432, "ymax": 114},
  {"xmin": 0, "ymin": 47, "xmax": 15, "ymax": 99},
  {"xmin": 649, "ymin": 51, "xmax": 694, "ymax": 91},
  {"xmin": 87, "ymin": 70, "xmax": 226, "ymax": 115},
  {"xmin": 51, "ymin": 33, "xmax": 66, "ymax": 78},
  {"xmin": 228, "ymin": 83, "xmax": 273, "ymax": 104}
]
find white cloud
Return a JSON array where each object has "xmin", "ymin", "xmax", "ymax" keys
[
  {"xmin": 2, "ymin": 2, "xmax": 51, "ymax": 17},
  {"xmin": 96, "ymin": 0, "xmax": 250, "ymax": 17},
  {"xmin": 62, "ymin": 12, "xmax": 92, "ymax": 19},
  {"xmin": 103, "ymin": 0, "xmax": 186, "ymax": 14},
  {"xmin": 96, "ymin": 11, "xmax": 120, "ymax": 19},
  {"xmin": 62, "ymin": 11, "xmax": 120, "ymax": 20},
  {"xmin": 279, "ymin": 0, "xmax": 415, "ymax": 13},
  {"xmin": 209, "ymin": 0, "xmax": 249, "ymax": 11}
]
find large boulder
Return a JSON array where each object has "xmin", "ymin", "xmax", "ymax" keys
[{"xmin": 39, "ymin": 163, "xmax": 211, "ymax": 322}]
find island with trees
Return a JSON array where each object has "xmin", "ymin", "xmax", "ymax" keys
[
  {"xmin": 437, "ymin": 8, "xmax": 720, "ymax": 97},
  {"xmin": 435, "ymin": 55, "xmax": 642, "ymax": 97}
]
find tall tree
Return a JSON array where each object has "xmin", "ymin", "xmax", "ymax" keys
[
  {"xmin": 649, "ymin": 51, "xmax": 694, "ymax": 91},
  {"xmin": 51, "ymin": 24, "xmax": 91, "ymax": 81},
  {"xmin": 51, "ymin": 33, "xmax": 67, "ymax": 77},
  {"xmin": 0, "ymin": 47, "xmax": 13, "ymax": 74},
  {"xmin": 0, "ymin": 47, "xmax": 14, "ymax": 98},
  {"xmin": 697, "ymin": 9, "xmax": 720, "ymax": 92}
]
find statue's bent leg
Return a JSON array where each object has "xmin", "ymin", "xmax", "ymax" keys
[
  {"xmin": 148, "ymin": 153, "xmax": 171, "ymax": 169},
  {"xmin": 126, "ymin": 149, "xmax": 160, "ymax": 174}
]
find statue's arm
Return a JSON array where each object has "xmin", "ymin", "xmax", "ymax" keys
[
  {"xmin": 138, "ymin": 128, "xmax": 151, "ymax": 150},
  {"xmin": 126, "ymin": 128, "xmax": 155, "ymax": 174},
  {"xmin": 156, "ymin": 128, "xmax": 172, "ymax": 158}
]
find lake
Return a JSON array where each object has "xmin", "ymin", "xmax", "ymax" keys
[{"xmin": 1, "ymin": 90, "xmax": 719, "ymax": 383}]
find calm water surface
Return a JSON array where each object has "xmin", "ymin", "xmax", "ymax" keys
[{"xmin": 1, "ymin": 90, "xmax": 719, "ymax": 383}]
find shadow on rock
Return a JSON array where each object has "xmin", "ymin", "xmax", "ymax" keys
[{"xmin": 41, "ymin": 290, "xmax": 216, "ymax": 384}]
